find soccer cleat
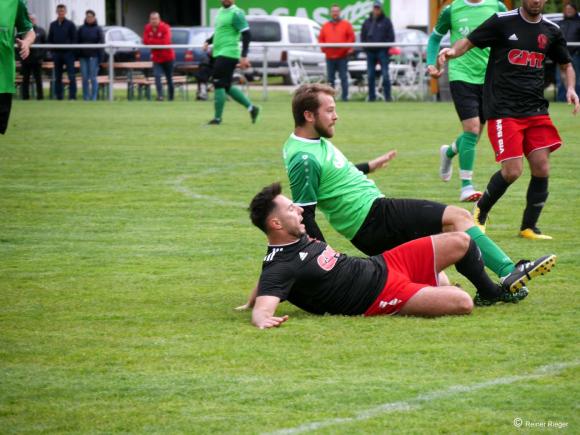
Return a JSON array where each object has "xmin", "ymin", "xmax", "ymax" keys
[
  {"xmin": 519, "ymin": 227, "xmax": 553, "ymax": 240},
  {"xmin": 472, "ymin": 203, "xmax": 487, "ymax": 233},
  {"xmin": 250, "ymin": 106, "xmax": 260, "ymax": 124},
  {"xmin": 208, "ymin": 118, "xmax": 222, "ymax": 125},
  {"xmin": 500, "ymin": 254, "xmax": 557, "ymax": 293},
  {"xmin": 460, "ymin": 186, "xmax": 483, "ymax": 202},
  {"xmin": 439, "ymin": 145, "xmax": 453, "ymax": 182},
  {"xmin": 474, "ymin": 285, "xmax": 529, "ymax": 306}
]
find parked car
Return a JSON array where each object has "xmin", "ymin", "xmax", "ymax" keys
[
  {"xmin": 246, "ymin": 15, "xmax": 325, "ymax": 84},
  {"xmin": 171, "ymin": 26, "xmax": 212, "ymax": 67},
  {"xmin": 102, "ymin": 26, "xmax": 150, "ymax": 62}
]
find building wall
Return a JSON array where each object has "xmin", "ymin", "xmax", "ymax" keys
[{"xmin": 27, "ymin": 0, "xmax": 106, "ymax": 29}]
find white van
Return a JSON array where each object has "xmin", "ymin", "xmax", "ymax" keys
[{"xmin": 246, "ymin": 15, "xmax": 326, "ymax": 84}]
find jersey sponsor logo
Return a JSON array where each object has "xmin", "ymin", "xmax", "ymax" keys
[
  {"xmin": 507, "ymin": 49, "xmax": 545, "ymax": 69},
  {"xmin": 459, "ymin": 26, "xmax": 470, "ymax": 37},
  {"xmin": 317, "ymin": 246, "xmax": 340, "ymax": 271},
  {"xmin": 299, "ymin": 252, "xmax": 308, "ymax": 261},
  {"xmin": 537, "ymin": 34, "xmax": 548, "ymax": 50},
  {"xmin": 508, "ymin": 33, "xmax": 519, "ymax": 41}
]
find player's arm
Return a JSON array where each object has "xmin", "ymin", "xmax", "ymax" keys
[
  {"xmin": 235, "ymin": 283, "xmax": 259, "ymax": 311},
  {"xmin": 427, "ymin": 5, "xmax": 451, "ymax": 78},
  {"xmin": 239, "ymin": 29, "xmax": 251, "ymax": 68},
  {"xmin": 301, "ymin": 205, "xmax": 325, "ymax": 242},
  {"xmin": 252, "ymin": 296, "xmax": 288, "ymax": 329},
  {"xmin": 438, "ymin": 38, "xmax": 474, "ymax": 65},
  {"xmin": 15, "ymin": 0, "xmax": 34, "ymax": 60},
  {"xmin": 559, "ymin": 63, "xmax": 579, "ymax": 114}
]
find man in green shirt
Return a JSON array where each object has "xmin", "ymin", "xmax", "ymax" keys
[
  {"xmin": 1, "ymin": 0, "xmax": 35, "ymax": 135},
  {"xmin": 427, "ymin": 0, "xmax": 507, "ymax": 202},
  {"xmin": 203, "ymin": 0, "xmax": 259, "ymax": 125},
  {"xmin": 282, "ymin": 84, "xmax": 556, "ymax": 306}
]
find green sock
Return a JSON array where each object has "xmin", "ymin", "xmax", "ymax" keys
[
  {"xmin": 459, "ymin": 132, "xmax": 478, "ymax": 188},
  {"xmin": 226, "ymin": 86, "xmax": 251, "ymax": 109},
  {"xmin": 446, "ymin": 138, "xmax": 459, "ymax": 158},
  {"xmin": 214, "ymin": 88, "xmax": 226, "ymax": 120},
  {"xmin": 466, "ymin": 226, "xmax": 515, "ymax": 278}
]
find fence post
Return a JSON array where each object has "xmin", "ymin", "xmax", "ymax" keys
[
  {"xmin": 262, "ymin": 46, "xmax": 268, "ymax": 101},
  {"xmin": 107, "ymin": 46, "xmax": 116, "ymax": 102}
]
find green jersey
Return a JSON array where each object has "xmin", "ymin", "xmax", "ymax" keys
[
  {"xmin": 429, "ymin": 0, "xmax": 506, "ymax": 84},
  {"xmin": 283, "ymin": 134, "xmax": 384, "ymax": 240},
  {"xmin": 213, "ymin": 5, "xmax": 249, "ymax": 59},
  {"xmin": 0, "ymin": 0, "xmax": 32, "ymax": 93}
]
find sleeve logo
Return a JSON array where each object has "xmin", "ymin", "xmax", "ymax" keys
[{"xmin": 317, "ymin": 246, "xmax": 340, "ymax": 271}]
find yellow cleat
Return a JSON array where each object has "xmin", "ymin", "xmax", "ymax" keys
[
  {"xmin": 519, "ymin": 228, "xmax": 553, "ymax": 240},
  {"xmin": 472, "ymin": 204, "xmax": 487, "ymax": 233}
]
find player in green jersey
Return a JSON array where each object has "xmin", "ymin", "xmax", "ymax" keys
[
  {"xmin": 0, "ymin": 0, "xmax": 34, "ymax": 135},
  {"xmin": 204, "ymin": 0, "xmax": 259, "ymax": 125},
  {"xmin": 282, "ymin": 84, "xmax": 557, "ymax": 306},
  {"xmin": 427, "ymin": 0, "xmax": 507, "ymax": 202}
]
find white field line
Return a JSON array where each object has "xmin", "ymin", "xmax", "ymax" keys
[
  {"xmin": 264, "ymin": 361, "xmax": 579, "ymax": 435},
  {"xmin": 171, "ymin": 175, "xmax": 247, "ymax": 208}
]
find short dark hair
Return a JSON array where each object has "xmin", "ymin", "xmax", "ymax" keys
[
  {"xmin": 56, "ymin": 4, "xmax": 66, "ymax": 10},
  {"xmin": 292, "ymin": 83, "xmax": 335, "ymax": 127},
  {"xmin": 249, "ymin": 182, "xmax": 282, "ymax": 233},
  {"xmin": 566, "ymin": 2, "xmax": 578, "ymax": 12},
  {"xmin": 85, "ymin": 9, "xmax": 95, "ymax": 16}
]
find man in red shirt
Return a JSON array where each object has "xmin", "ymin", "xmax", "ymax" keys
[
  {"xmin": 318, "ymin": 5, "xmax": 355, "ymax": 101},
  {"xmin": 143, "ymin": 12, "xmax": 175, "ymax": 101}
]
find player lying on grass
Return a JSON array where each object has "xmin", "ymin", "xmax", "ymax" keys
[
  {"xmin": 243, "ymin": 183, "xmax": 556, "ymax": 329},
  {"xmin": 280, "ymin": 83, "xmax": 556, "ymax": 303}
]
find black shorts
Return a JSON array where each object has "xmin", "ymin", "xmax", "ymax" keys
[
  {"xmin": 212, "ymin": 56, "xmax": 238, "ymax": 89},
  {"xmin": 449, "ymin": 81, "xmax": 485, "ymax": 123},
  {"xmin": 0, "ymin": 93, "xmax": 13, "ymax": 135},
  {"xmin": 351, "ymin": 198, "xmax": 447, "ymax": 256}
]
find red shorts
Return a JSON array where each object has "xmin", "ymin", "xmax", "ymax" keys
[
  {"xmin": 364, "ymin": 236, "xmax": 437, "ymax": 316},
  {"xmin": 487, "ymin": 115, "xmax": 562, "ymax": 163}
]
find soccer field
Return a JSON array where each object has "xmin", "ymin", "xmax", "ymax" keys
[{"xmin": 1, "ymin": 94, "xmax": 578, "ymax": 433}]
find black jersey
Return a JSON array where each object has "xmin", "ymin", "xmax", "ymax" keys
[
  {"xmin": 467, "ymin": 8, "xmax": 572, "ymax": 120},
  {"xmin": 257, "ymin": 235, "xmax": 387, "ymax": 315}
]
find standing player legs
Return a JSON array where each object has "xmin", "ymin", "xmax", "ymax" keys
[
  {"xmin": 520, "ymin": 148, "xmax": 551, "ymax": 238},
  {"xmin": 0, "ymin": 93, "xmax": 13, "ymax": 135}
]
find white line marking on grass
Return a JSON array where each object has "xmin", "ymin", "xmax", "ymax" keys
[
  {"xmin": 264, "ymin": 361, "xmax": 579, "ymax": 435},
  {"xmin": 171, "ymin": 175, "xmax": 247, "ymax": 208}
]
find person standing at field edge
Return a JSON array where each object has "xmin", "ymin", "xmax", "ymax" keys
[
  {"xmin": 319, "ymin": 4, "xmax": 356, "ymax": 102},
  {"xmin": 144, "ymin": 11, "xmax": 175, "ymax": 101},
  {"xmin": 1, "ymin": 0, "xmax": 35, "ymax": 134},
  {"xmin": 203, "ymin": 0, "xmax": 260, "ymax": 125}
]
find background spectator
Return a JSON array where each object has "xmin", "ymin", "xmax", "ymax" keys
[
  {"xmin": 319, "ymin": 5, "xmax": 355, "ymax": 102},
  {"xmin": 77, "ymin": 9, "xmax": 104, "ymax": 101},
  {"xmin": 556, "ymin": 2, "xmax": 580, "ymax": 101},
  {"xmin": 143, "ymin": 12, "xmax": 175, "ymax": 101},
  {"xmin": 21, "ymin": 13, "xmax": 46, "ymax": 100},
  {"xmin": 48, "ymin": 4, "xmax": 77, "ymax": 100},
  {"xmin": 361, "ymin": 0, "xmax": 395, "ymax": 102}
]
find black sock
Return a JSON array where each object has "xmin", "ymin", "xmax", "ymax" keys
[
  {"xmin": 455, "ymin": 239, "xmax": 500, "ymax": 298},
  {"xmin": 521, "ymin": 176, "xmax": 549, "ymax": 231},
  {"xmin": 477, "ymin": 171, "xmax": 512, "ymax": 221}
]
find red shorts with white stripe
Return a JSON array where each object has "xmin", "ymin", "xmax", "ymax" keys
[
  {"xmin": 364, "ymin": 236, "xmax": 437, "ymax": 316},
  {"xmin": 487, "ymin": 115, "xmax": 562, "ymax": 163}
]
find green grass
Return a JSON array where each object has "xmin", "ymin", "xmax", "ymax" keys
[{"xmin": 1, "ymin": 93, "xmax": 578, "ymax": 434}]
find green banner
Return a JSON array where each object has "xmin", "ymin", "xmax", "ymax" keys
[{"xmin": 205, "ymin": 0, "xmax": 391, "ymax": 30}]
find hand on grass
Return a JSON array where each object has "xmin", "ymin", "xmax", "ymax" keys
[{"xmin": 255, "ymin": 315, "xmax": 289, "ymax": 329}]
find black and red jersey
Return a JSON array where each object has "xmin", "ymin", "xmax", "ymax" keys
[
  {"xmin": 468, "ymin": 8, "xmax": 572, "ymax": 120},
  {"xmin": 257, "ymin": 235, "xmax": 386, "ymax": 315}
]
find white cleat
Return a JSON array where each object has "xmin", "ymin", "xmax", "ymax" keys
[
  {"xmin": 439, "ymin": 145, "xmax": 453, "ymax": 182},
  {"xmin": 460, "ymin": 185, "xmax": 483, "ymax": 202}
]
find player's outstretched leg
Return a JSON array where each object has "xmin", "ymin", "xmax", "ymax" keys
[{"xmin": 520, "ymin": 149, "xmax": 552, "ymax": 239}]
